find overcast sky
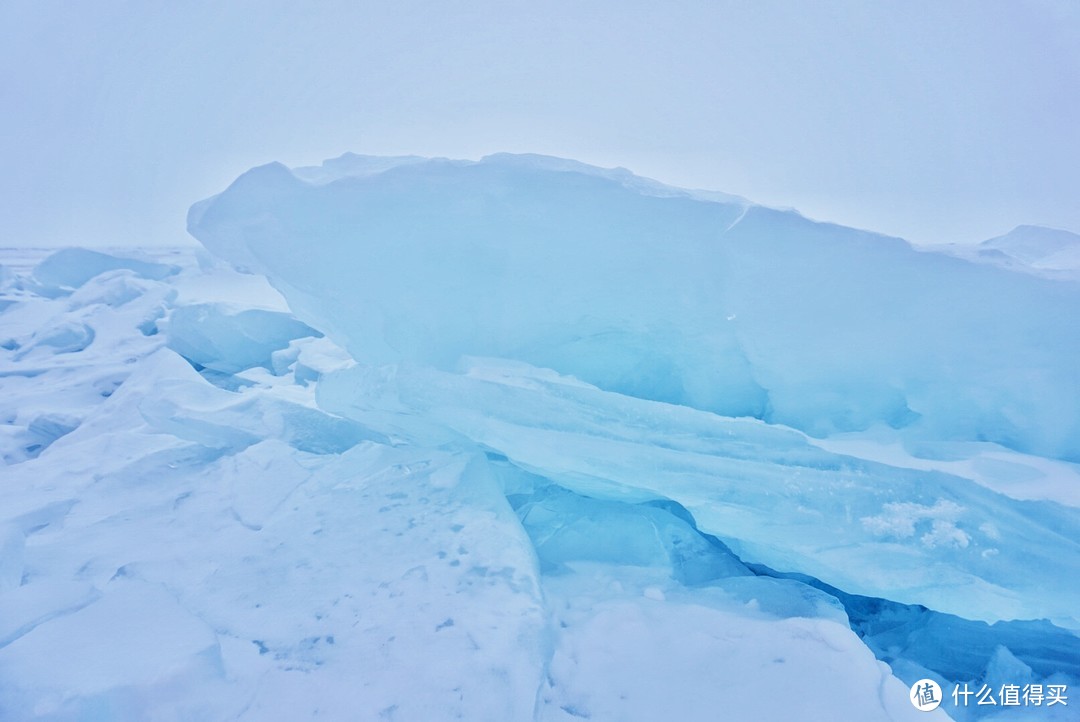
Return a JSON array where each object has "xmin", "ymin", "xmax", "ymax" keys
[{"xmin": 2, "ymin": 0, "xmax": 1078, "ymax": 247}]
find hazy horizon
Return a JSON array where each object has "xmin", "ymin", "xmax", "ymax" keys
[{"xmin": 2, "ymin": 1, "xmax": 1078, "ymax": 248}]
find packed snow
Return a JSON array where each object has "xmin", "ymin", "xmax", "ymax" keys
[
  {"xmin": 978, "ymin": 226, "xmax": 1080, "ymax": 274},
  {"xmin": 2, "ymin": 154, "xmax": 1078, "ymax": 721}
]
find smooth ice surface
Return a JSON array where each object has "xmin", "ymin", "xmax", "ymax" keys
[{"xmin": 189, "ymin": 154, "xmax": 1080, "ymax": 462}]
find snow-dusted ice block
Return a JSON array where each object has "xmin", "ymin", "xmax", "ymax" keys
[
  {"xmin": 165, "ymin": 302, "xmax": 321, "ymax": 374},
  {"xmin": 188, "ymin": 154, "xmax": 1080, "ymax": 461},
  {"xmin": 20, "ymin": 320, "xmax": 95, "ymax": 356},
  {"xmin": 66, "ymin": 269, "xmax": 154, "ymax": 309},
  {"xmin": 128, "ymin": 348, "xmax": 376, "ymax": 455},
  {"xmin": 32, "ymin": 247, "xmax": 179, "ymax": 293}
]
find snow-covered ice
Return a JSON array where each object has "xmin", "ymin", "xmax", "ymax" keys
[{"xmin": 2, "ymin": 155, "xmax": 1078, "ymax": 720}]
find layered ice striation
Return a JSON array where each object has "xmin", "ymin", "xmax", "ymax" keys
[
  {"xmin": 189, "ymin": 153, "xmax": 1080, "ymax": 461},
  {"xmin": 316, "ymin": 358, "xmax": 1080, "ymax": 626}
]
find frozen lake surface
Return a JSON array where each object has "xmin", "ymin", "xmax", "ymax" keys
[{"xmin": 1, "ymin": 155, "xmax": 1077, "ymax": 720}]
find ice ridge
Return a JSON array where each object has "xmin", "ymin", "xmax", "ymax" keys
[{"xmin": 188, "ymin": 153, "xmax": 1080, "ymax": 462}]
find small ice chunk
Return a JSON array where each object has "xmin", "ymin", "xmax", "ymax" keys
[
  {"xmin": 983, "ymin": 645, "xmax": 1035, "ymax": 691},
  {"xmin": 18, "ymin": 320, "xmax": 95, "ymax": 356},
  {"xmin": 66, "ymin": 270, "xmax": 150, "ymax": 309},
  {"xmin": 20, "ymin": 414, "xmax": 81, "ymax": 459},
  {"xmin": 165, "ymin": 303, "xmax": 322, "ymax": 374},
  {"xmin": 516, "ymin": 485, "xmax": 750, "ymax": 584},
  {"xmin": 643, "ymin": 587, "xmax": 665, "ymax": 601}
]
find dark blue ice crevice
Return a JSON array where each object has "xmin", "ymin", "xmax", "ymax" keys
[
  {"xmin": 494, "ymin": 457, "xmax": 1080, "ymax": 720},
  {"xmin": 745, "ymin": 564, "xmax": 1080, "ymax": 720},
  {"xmin": 744, "ymin": 565, "xmax": 1080, "ymax": 684}
]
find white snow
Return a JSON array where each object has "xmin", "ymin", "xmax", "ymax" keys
[
  {"xmin": 810, "ymin": 431, "xmax": 1080, "ymax": 509},
  {"xmin": 980, "ymin": 225, "xmax": 1080, "ymax": 269},
  {"xmin": 924, "ymin": 225, "xmax": 1080, "ymax": 282}
]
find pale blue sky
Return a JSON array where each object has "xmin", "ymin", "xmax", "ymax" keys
[{"xmin": 1, "ymin": 0, "xmax": 1077, "ymax": 247}]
